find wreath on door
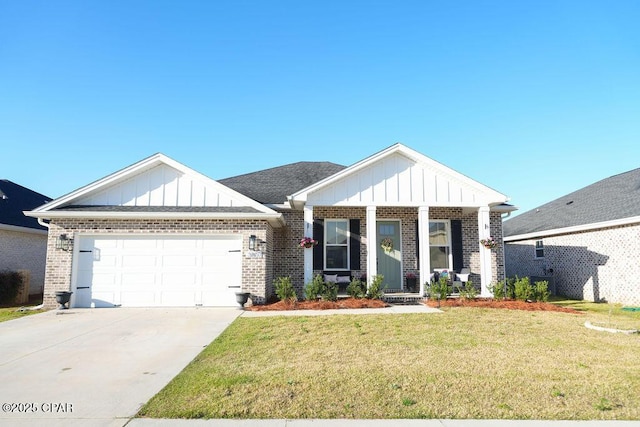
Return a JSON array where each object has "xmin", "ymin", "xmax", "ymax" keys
[{"xmin": 380, "ymin": 237, "xmax": 394, "ymax": 253}]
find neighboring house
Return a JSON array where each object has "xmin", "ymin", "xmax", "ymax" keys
[
  {"xmin": 25, "ymin": 143, "xmax": 514, "ymax": 309},
  {"xmin": 0, "ymin": 180, "xmax": 52, "ymax": 295},
  {"xmin": 503, "ymin": 168, "xmax": 640, "ymax": 305}
]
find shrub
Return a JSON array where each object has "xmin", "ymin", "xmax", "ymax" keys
[
  {"xmin": 532, "ymin": 280, "xmax": 550, "ymax": 302},
  {"xmin": 514, "ymin": 276, "xmax": 532, "ymax": 301},
  {"xmin": 304, "ymin": 275, "xmax": 324, "ymax": 301},
  {"xmin": 346, "ymin": 278, "xmax": 366, "ymax": 298},
  {"xmin": 459, "ymin": 280, "xmax": 477, "ymax": 300},
  {"xmin": 490, "ymin": 281, "xmax": 505, "ymax": 299},
  {"xmin": 429, "ymin": 276, "xmax": 450, "ymax": 301},
  {"xmin": 366, "ymin": 274, "xmax": 385, "ymax": 300},
  {"xmin": 274, "ymin": 276, "xmax": 297, "ymax": 303},
  {"xmin": 321, "ymin": 280, "xmax": 338, "ymax": 302},
  {"xmin": 0, "ymin": 270, "xmax": 22, "ymax": 305}
]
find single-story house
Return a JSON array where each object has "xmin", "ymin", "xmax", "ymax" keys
[
  {"xmin": 26, "ymin": 143, "xmax": 514, "ymax": 309},
  {"xmin": 503, "ymin": 167, "xmax": 640, "ymax": 305},
  {"xmin": 0, "ymin": 180, "xmax": 52, "ymax": 295}
]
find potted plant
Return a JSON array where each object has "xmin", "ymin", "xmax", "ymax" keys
[
  {"xmin": 299, "ymin": 237, "xmax": 318, "ymax": 249},
  {"xmin": 55, "ymin": 291, "xmax": 73, "ymax": 310},
  {"xmin": 480, "ymin": 237, "xmax": 498, "ymax": 249},
  {"xmin": 405, "ymin": 272, "xmax": 417, "ymax": 292},
  {"xmin": 235, "ymin": 291, "xmax": 251, "ymax": 309}
]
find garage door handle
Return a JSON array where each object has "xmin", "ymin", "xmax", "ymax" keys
[
  {"xmin": 77, "ymin": 286, "xmax": 90, "ymax": 289},
  {"xmin": 228, "ymin": 285, "xmax": 241, "ymax": 289},
  {"xmin": 228, "ymin": 250, "xmax": 241, "ymax": 253}
]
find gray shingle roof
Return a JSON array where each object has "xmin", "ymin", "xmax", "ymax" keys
[
  {"xmin": 503, "ymin": 167, "xmax": 640, "ymax": 237},
  {"xmin": 0, "ymin": 180, "xmax": 51, "ymax": 230},
  {"xmin": 219, "ymin": 161, "xmax": 346, "ymax": 204}
]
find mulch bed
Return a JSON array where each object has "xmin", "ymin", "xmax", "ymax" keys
[
  {"xmin": 246, "ymin": 298, "xmax": 388, "ymax": 311},
  {"xmin": 247, "ymin": 297, "xmax": 582, "ymax": 314},
  {"xmin": 425, "ymin": 298, "xmax": 583, "ymax": 314}
]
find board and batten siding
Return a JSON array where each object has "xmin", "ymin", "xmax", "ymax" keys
[
  {"xmin": 307, "ymin": 153, "xmax": 484, "ymax": 207},
  {"xmin": 75, "ymin": 164, "xmax": 241, "ymax": 207}
]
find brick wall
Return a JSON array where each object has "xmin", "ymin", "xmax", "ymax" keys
[
  {"xmin": 0, "ymin": 229, "xmax": 47, "ymax": 295},
  {"xmin": 43, "ymin": 218, "xmax": 273, "ymax": 308},
  {"xmin": 505, "ymin": 223, "xmax": 640, "ymax": 305}
]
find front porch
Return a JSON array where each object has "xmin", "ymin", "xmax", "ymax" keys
[{"xmin": 286, "ymin": 144, "xmax": 514, "ymax": 296}]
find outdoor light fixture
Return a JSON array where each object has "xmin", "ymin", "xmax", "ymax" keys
[
  {"xmin": 249, "ymin": 235, "xmax": 257, "ymax": 251},
  {"xmin": 55, "ymin": 234, "xmax": 73, "ymax": 251}
]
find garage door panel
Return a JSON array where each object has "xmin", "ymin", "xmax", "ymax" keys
[
  {"xmin": 74, "ymin": 235, "xmax": 242, "ymax": 308},
  {"xmin": 163, "ymin": 239, "xmax": 200, "ymax": 250},
  {"xmin": 161, "ymin": 272, "xmax": 198, "ymax": 286},
  {"xmin": 122, "ymin": 255, "xmax": 157, "ymax": 267},
  {"xmin": 122, "ymin": 239, "xmax": 159, "ymax": 250},
  {"xmin": 162, "ymin": 255, "xmax": 198, "ymax": 267}
]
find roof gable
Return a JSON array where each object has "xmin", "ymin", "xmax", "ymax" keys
[
  {"xmin": 28, "ymin": 154, "xmax": 281, "ymax": 222},
  {"xmin": 0, "ymin": 180, "xmax": 51, "ymax": 231},
  {"xmin": 504, "ymin": 167, "xmax": 640, "ymax": 238},
  {"xmin": 289, "ymin": 143, "xmax": 508, "ymax": 208}
]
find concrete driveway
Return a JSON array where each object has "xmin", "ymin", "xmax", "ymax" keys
[{"xmin": 0, "ymin": 307, "xmax": 242, "ymax": 426}]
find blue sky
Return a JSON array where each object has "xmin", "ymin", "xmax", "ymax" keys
[{"xmin": 1, "ymin": 1, "xmax": 638, "ymax": 216}]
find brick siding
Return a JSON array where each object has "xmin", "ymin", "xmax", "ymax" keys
[
  {"xmin": 0, "ymin": 229, "xmax": 47, "ymax": 295},
  {"xmin": 505, "ymin": 223, "xmax": 640, "ymax": 305}
]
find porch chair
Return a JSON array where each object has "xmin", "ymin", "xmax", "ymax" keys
[{"xmin": 453, "ymin": 268, "xmax": 470, "ymax": 293}]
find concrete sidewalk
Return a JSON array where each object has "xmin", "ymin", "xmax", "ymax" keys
[{"xmin": 127, "ymin": 418, "xmax": 639, "ymax": 426}]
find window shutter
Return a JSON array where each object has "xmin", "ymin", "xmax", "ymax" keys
[
  {"xmin": 313, "ymin": 219, "xmax": 324, "ymax": 271},
  {"xmin": 415, "ymin": 219, "xmax": 420, "ymax": 263},
  {"xmin": 349, "ymin": 219, "xmax": 360, "ymax": 270},
  {"xmin": 451, "ymin": 219, "xmax": 464, "ymax": 271}
]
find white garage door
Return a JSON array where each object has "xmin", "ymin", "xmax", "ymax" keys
[{"xmin": 72, "ymin": 235, "xmax": 242, "ymax": 308}]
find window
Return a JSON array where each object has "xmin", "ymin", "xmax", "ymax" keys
[
  {"xmin": 535, "ymin": 240, "xmax": 544, "ymax": 258},
  {"xmin": 429, "ymin": 221, "xmax": 451, "ymax": 270},
  {"xmin": 325, "ymin": 219, "xmax": 349, "ymax": 270}
]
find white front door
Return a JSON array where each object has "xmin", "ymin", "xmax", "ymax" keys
[{"xmin": 72, "ymin": 235, "xmax": 242, "ymax": 307}]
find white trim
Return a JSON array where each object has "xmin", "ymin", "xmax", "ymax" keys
[
  {"xmin": 504, "ymin": 215, "xmax": 640, "ymax": 242},
  {"xmin": 323, "ymin": 218, "xmax": 350, "ymax": 271},
  {"xmin": 0, "ymin": 223, "xmax": 48, "ymax": 235},
  {"xmin": 366, "ymin": 206, "xmax": 377, "ymax": 286},
  {"xmin": 418, "ymin": 206, "xmax": 429, "ymax": 295},
  {"xmin": 24, "ymin": 210, "xmax": 285, "ymax": 227},
  {"xmin": 427, "ymin": 219, "xmax": 453, "ymax": 271}
]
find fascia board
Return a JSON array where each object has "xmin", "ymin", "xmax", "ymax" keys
[
  {"xmin": 504, "ymin": 215, "xmax": 640, "ymax": 242},
  {"xmin": 24, "ymin": 210, "xmax": 286, "ymax": 227}
]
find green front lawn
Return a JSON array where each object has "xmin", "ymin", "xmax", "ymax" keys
[
  {"xmin": 139, "ymin": 305, "xmax": 639, "ymax": 420},
  {"xmin": 0, "ymin": 304, "xmax": 43, "ymax": 322}
]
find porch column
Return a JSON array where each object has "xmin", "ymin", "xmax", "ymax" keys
[
  {"xmin": 366, "ymin": 206, "xmax": 377, "ymax": 288},
  {"xmin": 478, "ymin": 206, "xmax": 493, "ymax": 297},
  {"xmin": 303, "ymin": 205, "xmax": 314, "ymax": 285},
  {"xmin": 418, "ymin": 206, "xmax": 430, "ymax": 296}
]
